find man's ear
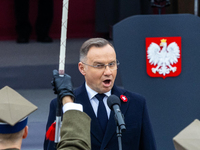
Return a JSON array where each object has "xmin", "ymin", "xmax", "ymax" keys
[
  {"xmin": 78, "ymin": 62, "xmax": 86, "ymax": 75},
  {"xmin": 22, "ymin": 126, "xmax": 28, "ymax": 139}
]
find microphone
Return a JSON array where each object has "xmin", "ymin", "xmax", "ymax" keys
[{"xmin": 107, "ymin": 95, "xmax": 126, "ymax": 132}]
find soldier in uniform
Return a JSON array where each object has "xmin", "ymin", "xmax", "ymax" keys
[
  {"xmin": 0, "ymin": 86, "xmax": 37, "ymax": 150},
  {"xmin": 0, "ymin": 70, "xmax": 91, "ymax": 150}
]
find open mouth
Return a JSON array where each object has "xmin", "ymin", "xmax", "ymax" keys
[{"xmin": 103, "ymin": 79, "xmax": 111, "ymax": 86}]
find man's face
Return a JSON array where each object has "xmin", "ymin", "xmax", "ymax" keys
[{"xmin": 79, "ymin": 44, "xmax": 117, "ymax": 94}]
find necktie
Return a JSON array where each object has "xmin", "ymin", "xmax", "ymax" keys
[{"xmin": 95, "ymin": 93, "xmax": 108, "ymax": 133}]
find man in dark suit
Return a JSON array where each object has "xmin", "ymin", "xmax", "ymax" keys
[{"xmin": 44, "ymin": 38, "xmax": 157, "ymax": 150}]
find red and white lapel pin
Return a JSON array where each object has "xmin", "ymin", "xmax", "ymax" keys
[{"xmin": 120, "ymin": 95, "xmax": 128, "ymax": 102}]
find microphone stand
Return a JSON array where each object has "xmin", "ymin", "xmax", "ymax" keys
[
  {"xmin": 116, "ymin": 125, "xmax": 123, "ymax": 150},
  {"xmin": 115, "ymin": 114, "xmax": 126, "ymax": 150},
  {"xmin": 151, "ymin": 0, "xmax": 171, "ymax": 14}
]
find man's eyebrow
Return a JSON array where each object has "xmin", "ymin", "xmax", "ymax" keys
[
  {"xmin": 93, "ymin": 60, "xmax": 116, "ymax": 64},
  {"xmin": 93, "ymin": 61, "xmax": 104, "ymax": 64}
]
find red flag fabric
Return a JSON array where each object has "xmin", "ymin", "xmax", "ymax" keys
[{"xmin": 46, "ymin": 122, "xmax": 56, "ymax": 141}]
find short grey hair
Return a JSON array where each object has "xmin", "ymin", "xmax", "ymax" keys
[{"xmin": 79, "ymin": 38, "xmax": 114, "ymax": 62}]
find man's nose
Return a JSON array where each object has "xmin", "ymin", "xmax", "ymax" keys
[{"xmin": 104, "ymin": 65, "xmax": 112, "ymax": 74}]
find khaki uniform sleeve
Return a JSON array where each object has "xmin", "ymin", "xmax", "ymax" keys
[{"xmin": 57, "ymin": 110, "xmax": 91, "ymax": 150}]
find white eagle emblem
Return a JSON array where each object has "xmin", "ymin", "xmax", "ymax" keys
[{"xmin": 147, "ymin": 39, "xmax": 180, "ymax": 76}]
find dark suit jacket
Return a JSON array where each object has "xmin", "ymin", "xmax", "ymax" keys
[{"xmin": 44, "ymin": 84, "xmax": 157, "ymax": 150}]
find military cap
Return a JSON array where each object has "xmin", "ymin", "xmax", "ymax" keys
[
  {"xmin": 0, "ymin": 86, "xmax": 37, "ymax": 134},
  {"xmin": 173, "ymin": 119, "xmax": 200, "ymax": 150}
]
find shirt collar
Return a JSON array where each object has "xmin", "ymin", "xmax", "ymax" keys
[{"xmin": 85, "ymin": 83, "xmax": 111, "ymax": 100}]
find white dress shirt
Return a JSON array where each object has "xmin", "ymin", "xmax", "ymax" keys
[{"xmin": 85, "ymin": 83, "xmax": 111, "ymax": 119}]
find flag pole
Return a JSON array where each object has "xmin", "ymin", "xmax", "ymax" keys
[{"xmin": 55, "ymin": 0, "xmax": 69, "ymax": 144}]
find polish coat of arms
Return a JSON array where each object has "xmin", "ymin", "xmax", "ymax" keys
[{"xmin": 146, "ymin": 37, "xmax": 181, "ymax": 78}]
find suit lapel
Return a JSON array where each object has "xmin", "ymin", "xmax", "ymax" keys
[
  {"xmin": 101, "ymin": 85, "xmax": 130, "ymax": 148},
  {"xmin": 75, "ymin": 84, "xmax": 104, "ymax": 143}
]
